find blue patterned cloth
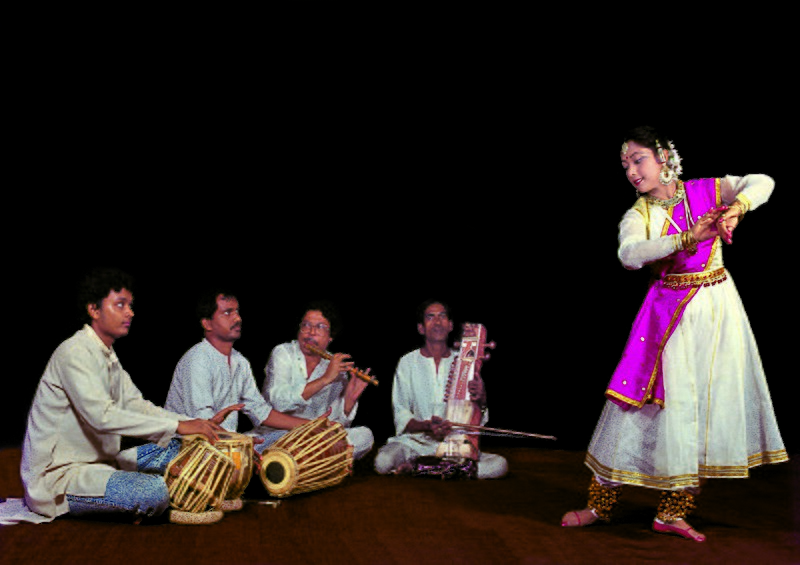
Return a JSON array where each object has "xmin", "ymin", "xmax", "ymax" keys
[{"xmin": 66, "ymin": 438, "xmax": 181, "ymax": 520}]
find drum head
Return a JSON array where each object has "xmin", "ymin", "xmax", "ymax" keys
[
  {"xmin": 215, "ymin": 431, "xmax": 253, "ymax": 445},
  {"xmin": 259, "ymin": 448, "xmax": 298, "ymax": 497}
]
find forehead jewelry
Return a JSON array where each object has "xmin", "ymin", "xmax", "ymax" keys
[{"xmin": 621, "ymin": 141, "xmax": 629, "ymax": 155}]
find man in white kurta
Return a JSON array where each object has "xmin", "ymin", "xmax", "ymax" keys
[
  {"xmin": 1, "ymin": 270, "xmax": 223, "ymax": 525},
  {"xmin": 164, "ymin": 292, "xmax": 309, "ymax": 454},
  {"xmin": 255, "ymin": 305, "xmax": 374, "ymax": 459},
  {"xmin": 165, "ymin": 338, "xmax": 279, "ymax": 446},
  {"xmin": 373, "ymin": 301, "xmax": 507, "ymax": 479},
  {"xmin": 18, "ymin": 325, "xmax": 188, "ymax": 523}
]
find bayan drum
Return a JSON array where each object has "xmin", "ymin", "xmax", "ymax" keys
[
  {"xmin": 165, "ymin": 435, "xmax": 234, "ymax": 525},
  {"xmin": 259, "ymin": 416, "xmax": 353, "ymax": 498},
  {"xmin": 213, "ymin": 431, "xmax": 254, "ymax": 511}
]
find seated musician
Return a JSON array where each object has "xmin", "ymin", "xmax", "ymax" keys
[
  {"xmin": 254, "ymin": 301, "xmax": 374, "ymax": 460},
  {"xmin": 164, "ymin": 290, "xmax": 310, "ymax": 455},
  {"xmin": 373, "ymin": 300, "xmax": 508, "ymax": 479},
  {"xmin": 0, "ymin": 268, "xmax": 230, "ymax": 526}
]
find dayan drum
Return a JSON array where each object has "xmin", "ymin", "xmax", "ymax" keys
[
  {"xmin": 259, "ymin": 416, "xmax": 353, "ymax": 498},
  {"xmin": 213, "ymin": 431, "xmax": 254, "ymax": 511},
  {"xmin": 164, "ymin": 435, "xmax": 235, "ymax": 525}
]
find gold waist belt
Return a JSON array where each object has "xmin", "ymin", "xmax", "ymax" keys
[{"xmin": 662, "ymin": 267, "xmax": 727, "ymax": 290}]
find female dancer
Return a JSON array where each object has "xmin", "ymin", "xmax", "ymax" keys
[{"xmin": 561, "ymin": 125, "xmax": 787, "ymax": 542}]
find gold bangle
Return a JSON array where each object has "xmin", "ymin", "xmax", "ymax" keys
[
  {"xmin": 680, "ymin": 230, "xmax": 698, "ymax": 254},
  {"xmin": 729, "ymin": 200, "xmax": 747, "ymax": 220}
]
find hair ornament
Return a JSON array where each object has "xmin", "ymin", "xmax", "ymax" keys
[{"xmin": 655, "ymin": 139, "xmax": 683, "ymax": 177}]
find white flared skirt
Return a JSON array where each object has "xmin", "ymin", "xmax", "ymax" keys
[{"xmin": 586, "ymin": 274, "xmax": 788, "ymax": 490}]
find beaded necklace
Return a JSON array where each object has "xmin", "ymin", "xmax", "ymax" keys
[{"xmin": 644, "ymin": 181, "xmax": 685, "ymax": 209}]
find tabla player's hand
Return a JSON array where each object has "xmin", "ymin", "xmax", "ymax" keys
[
  {"xmin": 177, "ymin": 418, "xmax": 224, "ymax": 443},
  {"xmin": 211, "ymin": 403, "xmax": 244, "ymax": 425}
]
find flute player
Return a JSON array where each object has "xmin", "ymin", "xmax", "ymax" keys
[{"xmin": 256, "ymin": 301, "xmax": 375, "ymax": 461}]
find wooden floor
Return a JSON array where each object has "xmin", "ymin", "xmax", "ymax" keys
[{"xmin": 1, "ymin": 446, "xmax": 798, "ymax": 565}]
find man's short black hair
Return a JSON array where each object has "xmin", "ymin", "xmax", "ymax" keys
[
  {"xmin": 196, "ymin": 289, "xmax": 238, "ymax": 324},
  {"xmin": 301, "ymin": 300, "xmax": 342, "ymax": 338},
  {"xmin": 77, "ymin": 267, "xmax": 135, "ymax": 323},
  {"xmin": 416, "ymin": 299, "xmax": 452, "ymax": 325}
]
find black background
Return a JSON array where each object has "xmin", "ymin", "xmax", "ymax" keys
[{"xmin": 4, "ymin": 25, "xmax": 795, "ymax": 458}]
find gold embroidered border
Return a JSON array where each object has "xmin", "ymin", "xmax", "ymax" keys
[
  {"xmin": 605, "ymin": 388, "xmax": 665, "ymax": 409},
  {"xmin": 586, "ymin": 449, "xmax": 789, "ymax": 489},
  {"xmin": 662, "ymin": 268, "xmax": 727, "ymax": 290},
  {"xmin": 613, "ymin": 179, "xmax": 724, "ymax": 410},
  {"xmin": 632, "ymin": 197, "xmax": 651, "ymax": 239},
  {"xmin": 604, "ymin": 284, "xmax": 698, "ymax": 411},
  {"xmin": 586, "ymin": 453, "xmax": 699, "ymax": 489},
  {"xmin": 736, "ymin": 193, "xmax": 752, "ymax": 213}
]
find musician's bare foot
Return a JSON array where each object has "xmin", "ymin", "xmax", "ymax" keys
[
  {"xmin": 561, "ymin": 508, "xmax": 599, "ymax": 527},
  {"xmin": 393, "ymin": 462, "xmax": 413, "ymax": 475},
  {"xmin": 652, "ymin": 519, "xmax": 706, "ymax": 542}
]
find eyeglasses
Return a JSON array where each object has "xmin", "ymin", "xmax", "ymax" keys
[{"xmin": 299, "ymin": 321, "xmax": 330, "ymax": 334}]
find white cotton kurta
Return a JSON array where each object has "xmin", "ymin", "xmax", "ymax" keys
[
  {"xmin": 254, "ymin": 341, "xmax": 373, "ymax": 459},
  {"xmin": 385, "ymin": 348, "xmax": 489, "ymax": 455},
  {"xmin": 586, "ymin": 175, "xmax": 788, "ymax": 490},
  {"xmin": 256, "ymin": 341, "xmax": 357, "ymax": 431},
  {"xmin": 164, "ymin": 339, "xmax": 273, "ymax": 432},
  {"xmin": 5, "ymin": 326, "xmax": 186, "ymax": 524}
]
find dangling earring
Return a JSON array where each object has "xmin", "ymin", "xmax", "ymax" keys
[{"xmin": 659, "ymin": 165, "xmax": 674, "ymax": 185}]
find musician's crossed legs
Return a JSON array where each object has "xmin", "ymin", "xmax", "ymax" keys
[{"xmin": 374, "ymin": 442, "xmax": 507, "ymax": 479}]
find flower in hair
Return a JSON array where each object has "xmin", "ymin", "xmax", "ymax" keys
[
  {"xmin": 667, "ymin": 141, "xmax": 683, "ymax": 176},
  {"xmin": 656, "ymin": 139, "xmax": 683, "ymax": 177}
]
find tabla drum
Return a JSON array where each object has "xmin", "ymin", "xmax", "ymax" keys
[
  {"xmin": 213, "ymin": 431, "xmax": 254, "ymax": 511},
  {"xmin": 165, "ymin": 435, "xmax": 234, "ymax": 525},
  {"xmin": 259, "ymin": 416, "xmax": 353, "ymax": 498}
]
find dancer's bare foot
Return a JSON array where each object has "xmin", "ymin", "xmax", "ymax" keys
[
  {"xmin": 561, "ymin": 508, "xmax": 599, "ymax": 527},
  {"xmin": 652, "ymin": 519, "xmax": 706, "ymax": 542}
]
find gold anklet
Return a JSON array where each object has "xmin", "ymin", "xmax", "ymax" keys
[
  {"xmin": 656, "ymin": 490, "xmax": 697, "ymax": 523},
  {"xmin": 587, "ymin": 477, "xmax": 623, "ymax": 521}
]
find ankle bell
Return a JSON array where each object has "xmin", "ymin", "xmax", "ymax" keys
[
  {"xmin": 587, "ymin": 476, "xmax": 623, "ymax": 521},
  {"xmin": 656, "ymin": 489, "xmax": 698, "ymax": 524}
]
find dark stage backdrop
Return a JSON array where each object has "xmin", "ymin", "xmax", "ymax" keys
[{"xmin": 5, "ymin": 89, "xmax": 795, "ymax": 460}]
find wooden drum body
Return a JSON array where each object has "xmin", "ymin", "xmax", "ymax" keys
[
  {"xmin": 213, "ymin": 431, "xmax": 254, "ymax": 511},
  {"xmin": 165, "ymin": 436, "xmax": 234, "ymax": 524},
  {"xmin": 259, "ymin": 417, "xmax": 353, "ymax": 498}
]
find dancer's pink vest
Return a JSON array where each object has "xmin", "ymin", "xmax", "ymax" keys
[{"xmin": 605, "ymin": 178, "xmax": 721, "ymax": 409}]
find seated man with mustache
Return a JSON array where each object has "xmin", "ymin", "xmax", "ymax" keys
[{"xmin": 165, "ymin": 290, "xmax": 311, "ymax": 455}]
